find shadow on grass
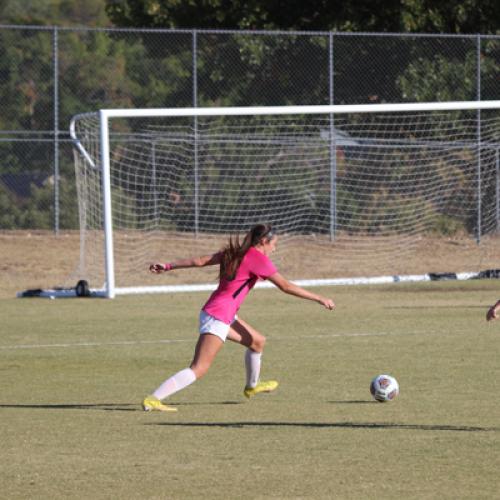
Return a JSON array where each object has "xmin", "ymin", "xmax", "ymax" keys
[
  {"xmin": 0, "ymin": 403, "xmax": 138, "ymax": 411},
  {"xmin": 329, "ymin": 400, "xmax": 374, "ymax": 404},
  {"xmin": 0, "ymin": 401, "xmax": 241, "ymax": 412},
  {"xmin": 2, "ymin": 404, "xmax": 497, "ymax": 432},
  {"xmin": 148, "ymin": 421, "xmax": 500, "ymax": 432},
  {"xmin": 384, "ymin": 305, "xmax": 485, "ymax": 310}
]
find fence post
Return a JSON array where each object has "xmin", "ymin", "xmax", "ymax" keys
[
  {"xmin": 476, "ymin": 34, "xmax": 482, "ymax": 244},
  {"xmin": 329, "ymin": 32, "xmax": 337, "ymax": 241},
  {"xmin": 152, "ymin": 141, "xmax": 158, "ymax": 223},
  {"xmin": 193, "ymin": 29, "xmax": 199, "ymax": 236},
  {"xmin": 53, "ymin": 27, "xmax": 60, "ymax": 235},
  {"xmin": 496, "ymin": 148, "xmax": 500, "ymax": 232}
]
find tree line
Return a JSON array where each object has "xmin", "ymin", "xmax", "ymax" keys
[{"xmin": 0, "ymin": 0, "xmax": 498, "ymax": 231}]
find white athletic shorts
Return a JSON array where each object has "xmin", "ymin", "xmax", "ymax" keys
[{"xmin": 199, "ymin": 310, "xmax": 236, "ymax": 342}]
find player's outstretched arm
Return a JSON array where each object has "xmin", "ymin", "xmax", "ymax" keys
[
  {"xmin": 268, "ymin": 272, "xmax": 335, "ymax": 310},
  {"xmin": 486, "ymin": 300, "xmax": 500, "ymax": 321},
  {"xmin": 149, "ymin": 253, "xmax": 221, "ymax": 273}
]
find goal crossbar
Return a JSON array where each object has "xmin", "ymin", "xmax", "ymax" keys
[{"xmin": 75, "ymin": 100, "xmax": 500, "ymax": 122}]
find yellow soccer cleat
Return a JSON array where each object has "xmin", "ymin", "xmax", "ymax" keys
[
  {"xmin": 142, "ymin": 395, "xmax": 178, "ymax": 412},
  {"xmin": 243, "ymin": 380, "xmax": 279, "ymax": 399}
]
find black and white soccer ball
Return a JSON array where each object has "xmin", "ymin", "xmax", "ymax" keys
[{"xmin": 370, "ymin": 374, "xmax": 399, "ymax": 402}]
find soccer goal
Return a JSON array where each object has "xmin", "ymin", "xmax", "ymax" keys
[{"xmin": 69, "ymin": 101, "xmax": 500, "ymax": 298}]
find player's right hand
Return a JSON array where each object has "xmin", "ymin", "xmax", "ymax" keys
[
  {"xmin": 320, "ymin": 297, "xmax": 335, "ymax": 310},
  {"xmin": 149, "ymin": 263, "xmax": 170, "ymax": 273},
  {"xmin": 149, "ymin": 263, "xmax": 163, "ymax": 273}
]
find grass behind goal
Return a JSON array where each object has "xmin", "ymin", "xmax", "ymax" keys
[{"xmin": 1, "ymin": 281, "xmax": 500, "ymax": 499}]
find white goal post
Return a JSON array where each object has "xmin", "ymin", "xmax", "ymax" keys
[{"xmin": 70, "ymin": 100, "xmax": 500, "ymax": 298}]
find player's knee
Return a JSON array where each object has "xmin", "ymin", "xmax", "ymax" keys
[{"xmin": 252, "ymin": 334, "xmax": 266, "ymax": 352}]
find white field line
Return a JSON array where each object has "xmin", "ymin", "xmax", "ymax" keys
[
  {"xmin": 0, "ymin": 329, "xmax": 455, "ymax": 351},
  {"xmin": 0, "ymin": 338, "xmax": 192, "ymax": 350}
]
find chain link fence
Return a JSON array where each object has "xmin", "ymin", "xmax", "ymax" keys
[{"xmin": 0, "ymin": 25, "xmax": 499, "ymax": 233}]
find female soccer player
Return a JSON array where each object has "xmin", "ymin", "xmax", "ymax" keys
[{"xmin": 142, "ymin": 223, "xmax": 335, "ymax": 412}]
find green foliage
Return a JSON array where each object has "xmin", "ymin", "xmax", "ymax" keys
[
  {"xmin": 1, "ymin": 1, "xmax": 499, "ymax": 235},
  {"xmin": 0, "ymin": 29, "xmax": 53, "ymax": 131},
  {"xmin": 398, "ymin": 51, "xmax": 478, "ymax": 102},
  {"xmin": 0, "ymin": 0, "xmax": 110, "ymax": 26},
  {"xmin": 59, "ymin": 30, "xmax": 139, "ymax": 118},
  {"xmin": 0, "ymin": 182, "xmax": 52, "ymax": 229},
  {"xmin": 105, "ymin": 0, "xmax": 499, "ymax": 33},
  {"xmin": 481, "ymin": 38, "xmax": 500, "ymax": 101},
  {"xmin": 401, "ymin": 0, "xmax": 500, "ymax": 34},
  {"xmin": 0, "ymin": 185, "xmax": 23, "ymax": 228},
  {"xmin": 0, "ymin": 175, "xmax": 79, "ymax": 229}
]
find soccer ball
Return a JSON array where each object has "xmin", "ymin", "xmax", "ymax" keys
[{"xmin": 370, "ymin": 374, "xmax": 399, "ymax": 402}]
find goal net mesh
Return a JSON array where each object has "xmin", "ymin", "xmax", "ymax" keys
[{"xmin": 71, "ymin": 108, "xmax": 500, "ymax": 291}]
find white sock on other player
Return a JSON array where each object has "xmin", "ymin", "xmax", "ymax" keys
[
  {"xmin": 245, "ymin": 349, "xmax": 262, "ymax": 389},
  {"xmin": 153, "ymin": 368, "xmax": 196, "ymax": 400}
]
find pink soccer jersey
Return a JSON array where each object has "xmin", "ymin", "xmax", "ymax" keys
[{"xmin": 202, "ymin": 247, "xmax": 277, "ymax": 324}]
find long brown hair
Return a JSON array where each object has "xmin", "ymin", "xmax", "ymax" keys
[{"xmin": 219, "ymin": 224, "xmax": 274, "ymax": 280}]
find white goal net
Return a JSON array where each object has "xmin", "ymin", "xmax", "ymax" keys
[{"xmin": 70, "ymin": 102, "xmax": 500, "ymax": 297}]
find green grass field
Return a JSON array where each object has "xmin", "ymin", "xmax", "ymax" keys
[{"xmin": 1, "ymin": 280, "xmax": 500, "ymax": 499}]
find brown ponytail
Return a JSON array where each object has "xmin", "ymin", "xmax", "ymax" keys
[{"xmin": 219, "ymin": 224, "xmax": 273, "ymax": 280}]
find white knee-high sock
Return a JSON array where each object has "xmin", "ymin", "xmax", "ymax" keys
[
  {"xmin": 153, "ymin": 368, "xmax": 196, "ymax": 401},
  {"xmin": 245, "ymin": 349, "xmax": 262, "ymax": 388}
]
